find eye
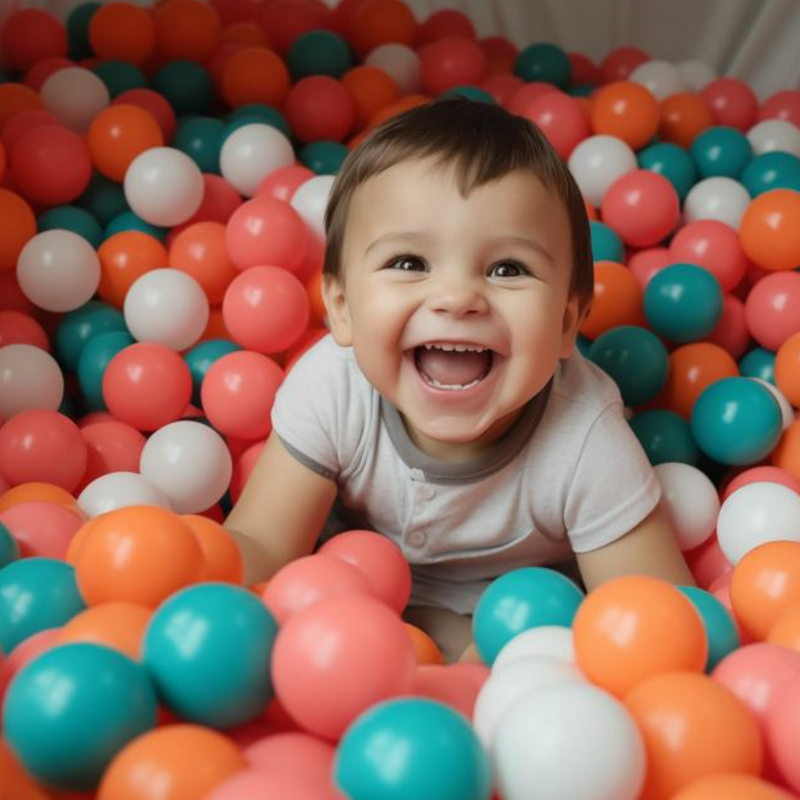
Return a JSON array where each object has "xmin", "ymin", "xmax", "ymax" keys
[
  {"xmin": 489, "ymin": 260, "xmax": 530, "ymax": 278},
  {"xmin": 385, "ymin": 255, "xmax": 426, "ymax": 272}
]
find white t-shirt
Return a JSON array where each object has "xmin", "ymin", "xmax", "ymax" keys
[{"xmin": 271, "ymin": 334, "xmax": 661, "ymax": 614}]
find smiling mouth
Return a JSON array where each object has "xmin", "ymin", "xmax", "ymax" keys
[{"xmin": 411, "ymin": 344, "xmax": 495, "ymax": 391}]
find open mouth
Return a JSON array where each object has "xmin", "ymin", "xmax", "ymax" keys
[{"xmin": 411, "ymin": 343, "xmax": 495, "ymax": 391}]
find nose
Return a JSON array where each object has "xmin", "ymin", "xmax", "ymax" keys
[{"xmin": 426, "ymin": 272, "xmax": 489, "ymax": 316}]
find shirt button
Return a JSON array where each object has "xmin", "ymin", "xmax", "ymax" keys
[
  {"xmin": 417, "ymin": 485, "xmax": 436, "ymax": 500},
  {"xmin": 407, "ymin": 531, "xmax": 427, "ymax": 548}
]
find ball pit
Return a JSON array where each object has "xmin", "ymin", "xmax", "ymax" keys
[{"xmin": 1, "ymin": 0, "xmax": 800, "ymax": 796}]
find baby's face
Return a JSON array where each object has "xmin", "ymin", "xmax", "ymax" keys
[{"xmin": 323, "ymin": 157, "xmax": 582, "ymax": 461}]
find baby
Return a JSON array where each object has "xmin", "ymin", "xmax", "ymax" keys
[{"xmin": 226, "ymin": 97, "xmax": 694, "ymax": 661}]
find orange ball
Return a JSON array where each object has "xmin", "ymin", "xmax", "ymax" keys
[
  {"xmin": 305, "ymin": 268, "xmax": 326, "ymax": 326},
  {"xmin": 66, "ymin": 517, "xmax": 96, "ymax": 565},
  {"xmin": 0, "ymin": 188, "xmax": 36, "ymax": 273},
  {"xmin": 97, "ymin": 231, "xmax": 169, "ymax": 308},
  {"xmin": 658, "ymin": 92, "xmax": 714, "ymax": 149},
  {"xmin": 730, "ymin": 541, "xmax": 800, "ymax": 641},
  {"xmin": 0, "ymin": 481, "xmax": 76, "ymax": 513},
  {"xmin": 198, "ymin": 305, "xmax": 231, "ymax": 342},
  {"xmin": 672, "ymin": 774, "xmax": 796, "ymax": 800},
  {"xmin": 74, "ymin": 505, "xmax": 203, "ymax": 607},
  {"xmin": 0, "ymin": 82, "xmax": 43, "ymax": 128},
  {"xmin": 584, "ymin": 198, "xmax": 598, "ymax": 220},
  {"xmin": 368, "ymin": 93, "xmax": 430, "ymax": 127},
  {"xmin": 347, "ymin": 0, "xmax": 418, "ymax": 57},
  {"xmin": 168, "ymin": 221, "xmax": 239, "ymax": 305},
  {"xmin": 341, "ymin": 65, "xmax": 400, "ymax": 131},
  {"xmin": 578, "ymin": 260, "xmax": 645, "ymax": 340},
  {"xmin": 58, "ymin": 602, "xmax": 152, "ymax": 660},
  {"xmin": 0, "ymin": 140, "xmax": 6, "ymax": 183},
  {"xmin": 405, "ymin": 622, "xmax": 445, "ymax": 665},
  {"xmin": 221, "ymin": 21, "xmax": 269, "ymax": 48},
  {"xmin": 766, "ymin": 604, "xmax": 800, "ymax": 652},
  {"xmin": 772, "ymin": 420, "xmax": 800, "ymax": 482},
  {"xmin": 88, "ymin": 2, "xmax": 156, "ymax": 66},
  {"xmin": 97, "ymin": 724, "xmax": 246, "ymax": 800},
  {"xmin": 590, "ymin": 80, "xmax": 660, "ymax": 150},
  {"xmin": 87, "ymin": 104, "xmax": 164, "ymax": 182},
  {"xmin": 220, "ymin": 46, "xmax": 290, "ymax": 109},
  {"xmin": 154, "ymin": 0, "xmax": 222, "ymax": 62},
  {"xmin": 775, "ymin": 331, "xmax": 800, "ymax": 408},
  {"xmin": 625, "ymin": 672, "xmax": 763, "ymax": 800},
  {"xmin": 660, "ymin": 342, "xmax": 740, "ymax": 419},
  {"xmin": 740, "ymin": 188, "xmax": 800, "ymax": 272},
  {"xmin": 573, "ymin": 575, "xmax": 708, "ymax": 698},
  {"xmin": 181, "ymin": 513, "xmax": 244, "ymax": 584}
]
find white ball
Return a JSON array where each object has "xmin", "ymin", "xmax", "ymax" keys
[
  {"xmin": 677, "ymin": 60, "xmax": 717, "ymax": 92},
  {"xmin": 717, "ymin": 481, "xmax": 800, "ymax": 565},
  {"xmin": 40, "ymin": 66, "xmax": 110, "ymax": 132},
  {"xmin": 220, "ymin": 123, "xmax": 295, "ymax": 197},
  {"xmin": 139, "ymin": 420, "xmax": 233, "ymax": 514},
  {"xmin": 568, "ymin": 135, "xmax": 637, "ymax": 208},
  {"xmin": 474, "ymin": 656, "xmax": 583, "ymax": 749},
  {"xmin": 683, "ymin": 176, "xmax": 751, "ymax": 229},
  {"xmin": 746, "ymin": 119, "xmax": 800, "ymax": 158},
  {"xmin": 751, "ymin": 378, "xmax": 795, "ymax": 431},
  {"xmin": 17, "ymin": 229, "xmax": 100, "ymax": 312},
  {"xmin": 124, "ymin": 147, "xmax": 204, "ymax": 226},
  {"xmin": 493, "ymin": 625, "xmax": 575, "ymax": 671},
  {"xmin": 629, "ymin": 59, "xmax": 686, "ymax": 101},
  {"xmin": 77, "ymin": 471, "xmax": 173, "ymax": 518},
  {"xmin": 290, "ymin": 174, "xmax": 335, "ymax": 243},
  {"xmin": 365, "ymin": 44, "xmax": 421, "ymax": 94},
  {"xmin": 124, "ymin": 268, "xmax": 209, "ymax": 351},
  {"xmin": 492, "ymin": 682, "xmax": 646, "ymax": 800},
  {"xmin": 0, "ymin": 344, "xmax": 64, "ymax": 419},
  {"xmin": 654, "ymin": 462, "xmax": 720, "ymax": 551}
]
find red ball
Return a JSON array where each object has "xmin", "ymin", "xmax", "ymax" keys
[
  {"xmin": 80, "ymin": 420, "xmax": 147, "ymax": 486},
  {"xmin": 479, "ymin": 73, "xmax": 524, "ymax": 106},
  {"xmin": 601, "ymin": 170, "xmax": 680, "ymax": 247},
  {"xmin": 701, "ymin": 294, "xmax": 751, "ymax": 360},
  {"xmin": 255, "ymin": 164, "xmax": 315, "ymax": 202},
  {"xmin": 258, "ymin": 0, "xmax": 331, "ymax": 56},
  {"xmin": 419, "ymin": 35, "xmax": 488, "ymax": 95},
  {"xmin": 744, "ymin": 270, "xmax": 800, "ymax": 352},
  {"xmin": 569, "ymin": 51, "xmax": 601, "ymax": 86},
  {"xmin": 415, "ymin": 8, "xmax": 475, "ymax": 46},
  {"xmin": 102, "ymin": 343, "xmax": 193, "ymax": 432},
  {"xmin": 177, "ymin": 174, "xmax": 243, "ymax": 229},
  {"xmin": 0, "ymin": 9, "xmax": 68, "ymax": 72},
  {"xmin": 0, "ymin": 311, "xmax": 49, "ymax": 350},
  {"xmin": 627, "ymin": 246, "xmax": 672, "ymax": 290},
  {"xmin": 515, "ymin": 90, "xmax": 590, "ymax": 159},
  {"xmin": 222, "ymin": 265, "xmax": 310, "ymax": 354},
  {"xmin": 504, "ymin": 81, "xmax": 559, "ymax": 115},
  {"xmin": 0, "ymin": 109, "xmax": 61, "ymax": 153},
  {"xmin": 759, "ymin": 90, "xmax": 800, "ymax": 129},
  {"xmin": 701, "ymin": 77, "xmax": 759, "ymax": 131},
  {"xmin": 669, "ymin": 220, "xmax": 748, "ymax": 294},
  {"xmin": 10, "ymin": 123, "xmax": 92, "ymax": 205},
  {"xmin": 113, "ymin": 88, "xmax": 178, "ymax": 142},
  {"xmin": 284, "ymin": 76, "xmax": 355, "ymax": 143},
  {"xmin": 24, "ymin": 56, "xmax": 74, "ymax": 91},
  {"xmin": 599, "ymin": 46, "xmax": 649, "ymax": 84}
]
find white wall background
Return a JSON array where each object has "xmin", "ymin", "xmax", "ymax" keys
[{"xmin": 2, "ymin": 0, "xmax": 799, "ymax": 97}]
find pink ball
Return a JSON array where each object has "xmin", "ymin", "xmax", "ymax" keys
[
  {"xmin": 701, "ymin": 294, "xmax": 751, "ymax": 360},
  {"xmin": 515, "ymin": 91, "xmax": 590, "ymax": 159},
  {"xmin": 684, "ymin": 533, "xmax": 733, "ymax": 590},
  {"xmin": 744, "ymin": 271, "xmax": 800, "ymax": 351},
  {"xmin": 0, "ymin": 410, "xmax": 87, "ymax": 492},
  {"xmin": 245, "ymin": 731, "xmax": 334, "ymax": 773},
  {"xmin": 701, "ymin": 77, "xmax": 759, "ymax": 131},
  {"xmin": 229, "ymin": 439, "xmax": 266, "ymax": 503},
  {"xmin": 225, "ymin": 196, "xmax": 308, "ymax": 273},
  {"xmin": 419, "ymin": 36, "xmax": 487, "ymax": 95},
  {"xmin": 0, "ymin": 500, "xmax": 84, "ymax": 560},
  {"xmin": 722, "ymin": 466, "xmax": 800, "ymax": 503},
  {"xmin": 627, "ymin": 246, "xmax": 672, "ymax": 289},
  {"xmin": 479, "ymin": 73, "xmax": 524, "ymax": 106},
  {"xmin": 176, "ymin": 173, "xmax": 243, "ymax": 229},
  {"xmin": 205, "ymin": 766, "xmax": 342, "ymax": 800},
  {"xmin": 505, "ymin": 81, "xmax": 558, "ymax": 115},
  {"xmin": 759, "ymin": 90, "xmax": 800, "ymax": 128},
  {"xmin": 200, "ymin": 351, "xmax": 284, "ymax": 440},
  {"xmin": 261, "ymin": 554, "xmax": 375, "ymax": 625},
  {"xmin": 0, "ymin": 310, "xmax": 49, "ymax": 350},
  {"xmin": 669, "ymin": 220, "xmax": 749, "ymax": 294},
  {"xmin": 2, "ymin": 627, "xmax": 61, "ymax": 702},
  {"xmin": 271, "ymin": 594, "xmax": 416, "ymax": 740},
  {"xmin": 284, "ymin": 75, "xmax": 355, "ymax": 143},
  {"xmin": 80, "ymin": 420, "xmax": 147, "ymax": 486},
  {"xmin": 318, "ymin": 529, "xmax": 412, "ymax": 614},
  {"xmin": 256, "ymin": 164, "xmax": 315, "ymax": 202},
  {"xmin": 102, "ymin": 343, "xmax": 192, "ymax": 432},
  {"xmin": 411, "ymin": 663, "xmax": 489, "ymax": 720},
  {"xmin": 766, "ymin": 675, "xmax": 800, "ymax": 793},
  {"xmin": 222, "ymin": 265, "xmax": 310, "ymax": 354},
  {"xmin": 601, "ymin": 170, "xmax": 679, "ymax": 247}
]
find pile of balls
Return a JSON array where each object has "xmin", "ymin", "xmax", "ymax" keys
[{"xmin": 0, "ymin": 0, "xmax": 800, "ymax": 798}]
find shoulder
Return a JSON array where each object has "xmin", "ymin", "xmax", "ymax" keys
[{"xmin": 284, "ymin": 333, "xmax": 372, "ymax": 396}]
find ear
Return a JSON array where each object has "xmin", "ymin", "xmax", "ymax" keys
[
  {"xmin": 559, "ymin": 294, "xmax": 586, "ymax": 359},
  {"xmin": 321, "ymin": 273, "xmax": 353, "ymax": 347}
]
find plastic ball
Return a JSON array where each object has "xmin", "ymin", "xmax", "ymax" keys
[
  {"xmin": 365, "ymin": 43, "xmax": 421, "ymax": 94},
  {"xmin": 77, "ymin": 472, "xmax": 171, "ymax": 518},
  {"xmin": 0, "ymin": 557, "xmax": 85, "ymax": 653},
  {"xmin": 0, "ymin": 482, "xmax": 78, "ymax": 514},
  {"xmin": 103, "ymin": 342, "xmax": 193, "ymax": 431},
  {"xmin": 690, "ymin": 125, "xmax": 753, "ymax": 179},
  {"xmin": 287, "ymin": 29, "xmax": 352, "ymax": 80},
  {"xmin": 568, "ymin": 134, "xmax": 638, "ymax": 207},
  {"xmin": 284, "ymin": 75, "xmax": 356, "ymax": 143},
  {"xmin": 669, "ymin": 219, "xmax": 748, "ymax": 293},
  {"xmin": 589, "ymin": 221, "xmax": 624, "ymax": 263},
  {"xmin": 741, "ymin": 151, "xmax": 800, "ymax": 196},
  {"xmin": 38, "ymin": 204, "xmax": 103, "ymax": 248},
  {"xmin": 629, "ymin": 409, "xmax": 700, "ymax": 466},
  {"xmin": 0, "ymin": 500, "xmax": 83, "ymax": 561},
  {"xmin": 219, "ymin": 122, "xmax": 295, "ymax": 197},
  {"xmin": 0, "ymin": 520, "xmax": 20, "ymax": 569},
  {"xmin": 573, "ymin": 575, "xmax": 707, "ymax": 698},
  {"xmin": 271, "ymin": 594, "xmax": 416, "ymax": 739},
  {"xmin": 77, "ymin": 330, "xmax": 135, "ymax": 411},
  {"xmin": 219, "ymin": 46, "xmax": 291, "ymax": 110},
  {"xmin": 93, "ymin": 60, "xmax": 148, "ymax": 98},
  {"xmin": 96, "ymin": 230, "xmax": 167, "ymax": 307},
  {"xmin": 79, "ymin": 418, "xmax": 146, "ymax": 486},
  {"xmin": 677, "ymin": 586, "xmax": 740, "ymax": 671},
  {"xmin": 290, "ymin": 173, "xmax": 335, "ymax": 241},
  {"xmin": 182, "ymin": 339, "xmax": 241, "ymax": 407},
  {"xmin": 17, "ymin": 229, "xmax": 100, "ymax": 313},
  {"xmin": 3, "ymin": 642, "xmax": 156, "ymax": 792},
  {"xmin": 773, "ymin": 420, "xmax": 800, "ymax": 484},
  {"xmin": 88, "ymin": 2, "xmax": 156, "ymax": 65},
  {"xmin": 513, "ymin": 42, "xmax": 569, "ymax": 88},
  {"xmin": 0, "ymin": 410, "xmax": 87, "ymax": 492},
  {"xmin": 58, "ymin": 601, "xmax": 151, "ymax": 661},
  {"xmin": 493, "ymin": 682, "xmax": 645, "ymax": 800},
  {"xmin": 644, "ymin": 263, "xmax": 723, "ymax": 343},
  {"xmin": 691, "ymin": 378, "xmax": 783, "ymax": 466},
  {"xmin": 514, "ymin": 91, "xmax": 590, "ymax": 160},
  {"xmin": 744, "ymin": 272, "xmax": 800, "ymax": 354},
  {"xmin": 683, "ymin": 176, "xmax": 751, "ymax": 229},
  {"xmin": 0, "ymin": 189, "xmax": 36, "ymax": 274},
  {"xmin": 124, "ymin": 146, "xmax": 204, "ymax": 227},
  {"xmin": 151, "ymin": 60, "xmax": 213, "ymax": 116},
  {"xmin": 774, "ymin": 331, "xmax": 800, "ymax": 408},
  {"xmin": 638, "ymin": 141, "xmax": 699, "ymax": 202},
  {"xmin": 579, "ymin": 260, "xmax": 645, "ymax": 340},
  {"xmin": 701, "ymin": 77, "xmax": 759, "ymax": 131},
  {"xmin": 55, "ymin": 300, "xmax": 126, "ymax": 371},
  {"xmin": 629, "ymin": 59, "xmax": 686, "ymax": 100},
  {"xmin": 472, "ymin": 567, "xmax": 584, "ymax": 666},
  {"xmin": 39, "ymin": 66, "xmax": 109, "ymax": 132},
  {"xmin": 704, "ymin": 294, "xmax": 751, "ymax": 360},
  {"xmin": 0, "ymin": 311, "xmax": 49, "ymax": 352},
  {"xmin": 139, "ymin": 420, "xmax": 232, "ymax": 514},
  {"xmin": 740, "ymin": 188, "xmax": 800, "ymax": 272},
  {"xmin": 591, "ymin": 80, "xmax": 659, "ymax": 149},
  {"xmin": 587, "ymin": 325, "xmax": 669, "ymax": 407},
  {"xmin": 181, "ymin": 514, "xmax": 243, "ymax": 584},
  {"xmin": 0, "ymin": 344, "xmax": 64, "ymax": 419},
  {"xmin": 492, "ymin": 625, "xmax": 575, "ymax": 669},
  {"xmin": 1, "ymin": 9, "xmax": 67, "ymax": 72},
  {"xmin": 654, "ymin": 462, "xmax": 719, "ymax": 551},
  {"xmin": 717, "ymin": 482, "xmax": 800, "ymax": 565},
  {"xmin": 335, "ymin": 697, "xmax": 491, "ymax": 800},
  {"xmin": 747, "ymin": 118, "xmax": 800, "ymax": 157}
]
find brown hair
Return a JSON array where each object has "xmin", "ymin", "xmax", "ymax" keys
[{"xmin": 322, "ymin": 97, "xmax": 593, "ymax": 313}]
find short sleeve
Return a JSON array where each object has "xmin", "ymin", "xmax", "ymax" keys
[
  {"xmin": 564, "ymin": 402, "xmax": 662, "ymax": 553},
  {"xmin": 270, "ymin": 337, "xmax": 343, "ymax": 481}
]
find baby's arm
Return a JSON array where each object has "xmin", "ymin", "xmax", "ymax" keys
[
  {"xmin": 225, "ymin": 432, "xmax": 338, "ymax": 586},
  {"xmin": 574, "ymin": 503, "xmax": 696, "ymax": 592}
]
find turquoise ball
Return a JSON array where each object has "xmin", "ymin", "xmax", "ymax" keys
[
  {"xmin": 441, "ymin": 85, "xmax": 495, "ymax": 103},
  {"xmin": 741, "ymin": 151, "xmax": 800, "ymax": 197},
  {"xmin": 690, "ymin": 126, "xmax": 753, "ymax": 179},
  {"xmin": 55, "ymin": 300, "xmax": 128, "ymax": 373},
  {"xmin": 77, "ymin": 330, "xmax": 135, "ymax": 410},
  {"xmin": 590, "ymin": 220, "xmax": 624, "ymax": 263},
  {"xmin": 79, "ymin": 173, "xmax": 129, "ymax": 226},
  {"xmin": 628, "ymin": 409, "xmax": 700, "ymax": 466},
  {"xmin": 287, "ymin": 29, "xmax": 353, "ymax": 80},
  {"xmin": 92, "ymin": 60, "xmax": 147, "ymax": 97},
  {"xmin": 152, "ymin": 60, "xmax": 213, "ymax": 116},
  {"xmin": 173, "ymin": 115, "xmax": 225, "ymax": 173},
  {"xmin": 183, "ymin": 339, "xmax": 241, "ymax": 407},
  {"xmin": 300, "ymin": 140, "xmax": 349, "ymax": 174},
  {"xmin": 225, "ymin": 103, "xmax": 291, "ymax": 139},
  {"xmin": 0, "ymin": 522, "xmax": 20, "ymax": 570},
  {"xmin": 38, "ymin": 205, "xmax": 103, "ymax": 248},
  {"xmin": 739, "ymin": 347, "xmax": 776, "ymax": 384},
  {"xmin": 638, "ymin": 141, "xmax": 699, "ymax": 202},
  {"xmin": 678, "ymin": 586, "xmax": 740, "ymax": 672},
  {"xmin": 104, "ymin": 211, "xmax": 168, "ymax": 242},
  {"xmin": 514, "ymin": 43, "xmax": 571, "ymax": 88}
]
